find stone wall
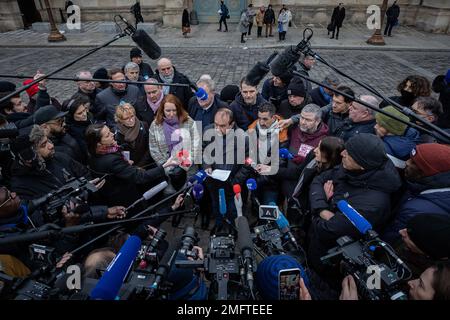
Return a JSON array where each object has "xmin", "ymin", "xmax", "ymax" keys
[{"xmin": 0, "ymin": 0, "xmax": 24, "ymax": 32}]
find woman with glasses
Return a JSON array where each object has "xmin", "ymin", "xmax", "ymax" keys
[{"xmin": 86, "ymin": 123, "xmax": 179, "ymax": 207}]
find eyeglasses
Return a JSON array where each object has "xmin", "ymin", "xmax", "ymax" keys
[{"xmin": 0, "ymin": 188, "xmax": 13, "ymax": 209}]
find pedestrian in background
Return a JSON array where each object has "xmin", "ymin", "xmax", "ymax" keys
[{"xmin": 182, "ymin": 8, "xmax": 191, "ymax": 37}]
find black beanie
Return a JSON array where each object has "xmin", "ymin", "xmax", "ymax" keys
[
  {"xmin": 278, "ymin": 71, "xmax": 293, "ymax": 86},
  {"xmin": 0, "ymin": 81, "xmax": 16, "ymax": 93},
  {"xmin": 220, "ymin": 84, "xmax": 240, "ymax": 103},
  {"xmin": 287, "ymin": 77, "xmax": 306, "ymax": 98},
  {"xmin": 345, "ymin": 133, "xmax": 387, "ymax": 170},
  {"xmin": 130, "ymin": 47, "xmax": 142, "ymax": 59},
  {"xmin": 407, "ymin": 214, "xmax": 450, "ymax": 259},
  {"xmin": 93, "ymin": 67, "xmax": 108, "ymax": 80}
]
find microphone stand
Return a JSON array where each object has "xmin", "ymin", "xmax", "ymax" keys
[
  {"xmin": 306, "ymin": 49, "xmax": 450, "ymax": 143},
  {"xmin": 0, "ymin": 74, "xmax": 190, "ymax": 89},
  {"xmin": 291, "ymin": 70, "xmax": 450, "ymax": 144}
]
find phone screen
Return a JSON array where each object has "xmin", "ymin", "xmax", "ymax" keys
[{"xmin": 279, "ymin": 268, "xmax": 300, "ymax": 300}]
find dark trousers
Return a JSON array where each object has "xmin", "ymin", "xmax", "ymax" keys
[
  {"xmin": 219, "ymin": 16, "xmax": 228, "ymax": 31},
  {"xmin": 248, "ymin": 22, "xmax": 253, "ymax": 35},
  {"xmin": 279, "ymin": 31, "xmax": 286, "ymax": 40},
  {"xmin": 257, "ymin": 26, "xmax": 262, "ymax": 37},
  {"xmin": 384, "ymin": 20, "xmax": 395, "ymax": 36},
  {"xmin": 241, "ymin": 32, "xmax": 246, "ymax": 42},
  {"xmin": 331, "ymin": 25, "xmax": 340, "ymax": 39}
]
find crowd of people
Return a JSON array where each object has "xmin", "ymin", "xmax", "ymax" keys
[{"xmin": 0, "ymin": 44, "xmax": 449, "ymax": 300}]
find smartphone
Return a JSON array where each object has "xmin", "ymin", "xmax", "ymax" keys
[
  {"xmin": 122, "ymin": 151, "xmax": 130, "ymax": 161},
  {"xmin": 279, "ymin": 268, "xmax": 301, "ymax": 300}
]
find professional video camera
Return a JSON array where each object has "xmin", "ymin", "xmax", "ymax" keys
[
  {"xmin": 320, "ymin": 200, "xmax": 411, "ymax": 300},
  {"xmin": 0, "ymin": 122, "xmax": 18, "ymax": 152},
  {"xmin": 31, "ymin": 174, "xmax": 98, "ymax": 223}
]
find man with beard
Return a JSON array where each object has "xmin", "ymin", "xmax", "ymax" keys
[
  {"xmin": 278, "ymin": 77, "xmax": 309, "ymax": 119},
  {"xmin": 153, "ymin": 58, "xmax": 193, "ymax": 109},
  {"xmin": 382, "ymin": 143, "xmax": 450, "ymax": 244},
  {"xmin": 32, "ymin": 105, "xmax": 84, "ymax": 163},
  {"xmin": 229, "ymin": 77, "xmax": 267, "ymax": 130},
  {"xmin": 93, "ymin": 68, "xmax": 147, "ymax": 127}
]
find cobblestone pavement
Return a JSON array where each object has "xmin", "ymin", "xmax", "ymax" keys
[{"xmin": 0, "ymin": 47, "xmax": 448, "ymax": 104}]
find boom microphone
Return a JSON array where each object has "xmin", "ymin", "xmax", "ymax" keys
[
  {"xmin": 118, "ymin": 15, "xmax": 161, "ymax": 60},
  {"xmin": 90, "ymin": 235, "xmax": 142, "ymax": 300},
  {"xmin": 337, "ymin": 200, "xmax": 373, "ymax": 235},
  {"xmin": 127, "ymin": 180, "xmax": 168, "ymax": 212},
  {"xmin": 246, "ymin": 51, "xmax": 279, "ymax": 86},
  {"xmin": 270, "ymin": 28, "xmax": 313, "ymax": 77},
  {"xmin": 235, "ymin": 215, "xmax": 255, "ymax": 291}
]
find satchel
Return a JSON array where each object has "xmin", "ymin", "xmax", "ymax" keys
[{"xmin": 327, "ymin": 22, "xmax": 335, "ymax": 31}]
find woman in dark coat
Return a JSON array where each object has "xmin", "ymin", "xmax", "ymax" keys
[
  {"xmin": 182, "ymin": 8, "xmax": 191, "ymax": 37},
  {"xmin": 64, "ymin": 93, "xmax": 94, "ymax": 164},
  {"xmin": 85, "ymin": 123, "xmax": 179, "ymax": 207}
]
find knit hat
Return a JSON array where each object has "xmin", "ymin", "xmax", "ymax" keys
[
  {"xmin": 33, "ymin": 105, "xmax": 68, "ymax": 125},
  {"xmin": 287, "ymin": 77, "xmax": 306, "ymax": 98},
  {"xmin": 345, "ymin": 133, "xmax": 387, "ymax": 170},
  {"xmin": 410, "ymin": 143, "xmax": 450, "ymax": 177},
  {"xmin": 277, "ymin": 71, "xmax": 293, "ymax": 86},
  {"xmin": 255, "ymin": 254, "xmax": 308, "ymax": 300},
  {"xmin": 130, "ymin": 47, "xmax": 142, "ymax": 59},
  {"xmin": 375, "ymin": 106, "xmax": 409, "ymax": 136},
  {"xmin": 220, "ymin": 84, "xmax": 240, "ymax": 103},
  {"xmin": 93, "ymin": 67, "xmax": 108, "ymax": 80},
  {"xmin": 0, "ymin": 81, "xmax": 16, "ymax": 93},
  {"xmin": 407, "ymin": 214, "xmax": 450, "ymax": 259},
  {"xmin": 22, "ymin": 79, "xmax": 39, "ymax": 98}
]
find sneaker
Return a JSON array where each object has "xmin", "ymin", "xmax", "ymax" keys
[{"xmin": 241, "ymin": 40, "xmax": 246, "ymax": 43}]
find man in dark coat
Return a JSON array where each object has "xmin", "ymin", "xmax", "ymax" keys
[
  {"xmin": 310, "ymin": 75, "xmax": 340, "ymax": 107},
  {"xmin": 228, "ymin": 77, "xmax": 267, "ymax": 130},
  {"xmin": 70, "ymin": 70, "xmax": 101, "ymax": 108},
  {"xmin": 93, "ymin": 68, "xmax": 148, "ymax": 128},
  {"xmin": 261, "ymin": 72, "xmax": 293, "ymax": 109},
  {"xmin": 130, "ymin": 47, "xmax": 154, "ymax": 79},
  {"xmin": 320, "ymin": 85, "xmax": 354, "ymax": 136},
  {"xmin": 382, "ymin": 143, "xmax": 450, "ymax": 244},
  {"xmin": 330, "ymin": 3, "xmax": 345, "ymax": 40},
  {"xmin": 278, "ymin": 77, "xmax": 310, "ymax": 119},
  {"xmin": 335, "ymin": 95, "xmax": 377, "ymax": 141},
  {"xmin": 384, "ymin": 1, "xmax": 400, "ymax": 37},
  {"xmin": 218, "ymin": 1, "xmax": 229, "ymax": 32},
  {"xmin": 307, "ymin": 133, "xmax": 402, "ymax": 270},
  {"xmin": 153, "ymin": 58, "xmax": 193, "ymax": 109},
  {"xmin": 263, "ymin": 4, "xmax": 275, "ymax": 37}
]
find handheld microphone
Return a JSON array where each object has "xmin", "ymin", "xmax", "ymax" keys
[
  {"xmin": 192, "ymin": 184, "xmax": 204, "ymax": 201},
  {"xmin": 235, "ymin": 215, "xmax": 255, "ymax": 290},
  {"xmin": 90, "ymin": 235, "xmax": 142, "ymax": 300},
  {"xmin": 279, "ymin": 148, "xmax": 294, "ymax": 160},
  {"xmin": 143, "ymin": 181, "xmax": 168, "ymax": 200},
  {"xmin": 233, "ymin": 184, "xmax": 243, "ymax": 217},
  {"xmin": 269, "ymin": 202, "xmax": 299, "ymax": 250},
  {"xmin": 270, "ymin": 28, "xmax": 313, "ymax": 77},
  {"xmin": 246, "ymin": 51, "xmax": 279, "ymax": 86},
  {"xmin": 195, "ymin": 87, "xmax": 209, "ymax": 101},
  {"xmin": 245, "ymin": 178, "xmax": 260, "ymax": 207},
  {"xmin": 219, "ymin": 188, "xmax": 227, "ymax": 217},
  {"xmin": 118, "ymin": 15, "xmax": 161, "ymax": 60},
  {"xmin": 337, "ymin": 200, "xmax": 372, "ymax": 235}
]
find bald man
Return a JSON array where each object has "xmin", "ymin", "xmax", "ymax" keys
[{"xmin": 153, "ymin": 57, "xmax": 193, "ymax": 109}]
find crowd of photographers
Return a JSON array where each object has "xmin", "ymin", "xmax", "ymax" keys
[{"xmin": 0, "ymin": 46, "xmax": 449, "ymax": 300}]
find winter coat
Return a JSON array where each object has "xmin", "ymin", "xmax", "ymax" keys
[
  {"xmin": 261, "ymin": 78, "xmax": 289, "ymax": 108},
  {"xmin": 65, "ymin": 116, "xmax": 94, "ymax": 162},
  {"xmin": 331, "ymin": 6, "xmax": 345, "ymax": 28},
  {"xmin": 307, "ymin": 159, "xmax": 402, "ymax": 268},
  {"xmin": 264, "ymin": 8, "xmax": 275, "ymax": 24},
  {"xmin": 278, "ymin": 12, "xmax": 289, "ymax": 32},
  {"xmin": 51, "ymin": 132, "xmax": 85, "ymax": 165},
  {"xmin": 88, "ymin": 151, "xmax": 166, "ymax": 207},
  {"xmin": 382, "ymin": 171, "xmax": 450, "ymax": 244},
  {"xmin": 239, "ymin": 12, "xmax": 250, "ymax": 33},
  {"xmin": 386, "ymin": 4, "xmax": 400, "ymax": 22},
  {"xmin": 382, "ymin": 127, "xmax": 421, "ymax": 165},
  {"xmin": 93, "ymin": 85, "xmax": 147, "ymax": 128},
  {"xmin": 277, "ymin": 96, "xmax": 311, "ymax": 120},
  {"xmin": 115, "ymin": 121, "xmax": 152, "ymax": 167},
  {"xmin": 310, "ymin": 86, "xmax": 332, "ymax": 108},
  {"xmin": 334, "ymin": 118, "xmax": 376, "ymax": 142},
  {"xmin": 256, "ymin": 10, "xmax": 265, "ymax": 27},
  {"xmin": 320, "ymin": 103, "xmax": 349, "ymax": 136},
  {"xmin": 153, "ymin": 68, "xmax": 194, "ymax": 109},
  {"xmin": 188, "ymin": 94, "xmax": 228, "ymax": 130},
  {"xmin": 432, "ymin": 75, "xmax": 450, "ymax": 129},
  {"xmin": 228, "ymin": 92, "xmax": 267, "ymax": 130}
]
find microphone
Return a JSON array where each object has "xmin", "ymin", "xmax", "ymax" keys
[
  {"xmin": 148, "ymin": 240, "xmax": 179, "ymax": 297},
  {"xmin": 90, "ymin": 235, "xmax": 142, "ymax": 300},
  {"xmin": 143, "ymin": 181, "xmax": 168, "ymax": 200},
  {"xmin": 235, "ymin": 215, "xmax": 255, "ymax": 290},
  {"xmin": 279, "ymin": 148, "xmax": 294, "ymax": 160},
  {"xmin": 269, "ymin": 202, "xmax": 299, "ymax": 250},
  {"xmin": 192, "ymin": 184, "xmax": 204, "ymax": 202},
  {"xmin": 233, "ymin": 184, "xmax": 243, "ymax": 217},
  {"xmin": 245, "ymin": 51, "xmax": 279, "ymax": 86},
  {"xmin": 195, "ymin": 87, "xmax": 209, "ymax": 101},
  {"xmin": 337, "ymin": 200, "xmax": 372, "ymax": 235},
  {"xmin": 219, "ymin": 188, "xmax": 227, "ymax": 217},
  {"xmin": 118, "ymin": 15, "xmax": 161, "ymax": 60},
  {"xmin": 245, "ymin": 178, "xmax": 260, "ymax": 208},
  {"xmin": 270, "ymin": 28, "xmax": 313, "ymax": 77}
]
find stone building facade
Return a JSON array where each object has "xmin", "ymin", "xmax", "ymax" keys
[{"xmin": 1, "ymin": 0, "xmax": 448, "ymax": 34}]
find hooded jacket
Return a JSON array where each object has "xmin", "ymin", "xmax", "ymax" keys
[{"xmin": 228, "ymin": 92, "xmax": 267, "ymax": 130}]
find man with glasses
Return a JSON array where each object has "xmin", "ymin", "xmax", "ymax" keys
[
  {"xmin": 33, "ymin": 105, "xmax": 84, "ymax": 163},
  {"xmin": 410, "ymin": 97, "xmax": 447, "ymax": 143}
]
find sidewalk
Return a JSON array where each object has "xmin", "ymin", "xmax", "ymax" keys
[{"xmin": 0, "ymin": 22, "xmax": 449, "ymax": 51}]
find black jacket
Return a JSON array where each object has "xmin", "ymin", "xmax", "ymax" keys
[
  {"xmin": 278, "ymin": 96, "xmax": 310, "ymax": 120},
  {"xmin": 386, "ymin": 4, "xmax": 400, "ymax": 22},
  {"xmin": 188, "ymin": 94, "xmax": 227, "ymax": 130},
  {"xmin": 70, "ymin": 88, "xmax": 100, "ymax": 108},
  {"xmin": 139, "ymin": 62, "xmax": 154, "ymax": 79},
  {"xmin": 88, "ymin": 151, "xmax": 166, "ymax": 207},
  {"xmin": 114, "ymin": 121, "xmax": 153, "ymax": 167},
  {"xmin": 263, "ymin": 8, "xmax": 275, "ymax": 24},
  {"xmin": 432, "ymin": 75, "xmax": 450, "ymax": 129},
  {"xmin": 228, "ymin": 92, "xmax": 267, "ymax": 130},
  {"xmin": 321, "ymin": 103, "xmax": 349, "ymax": 136},
  {"xmin": 331, "ymin": 6, "xmax": 345, "ymax": 27},
  {"xmin": 10, "ymin": 152, "xmax": 89, "ymax": 200},
  {"xmin": 334, "ymin": 118, "xmax": 376, "ymax": 142},
  {"xmin": 261, "ymin": 78, "xmax": 288, "ymax": 108},
  {"xmin": 310, "ymin": 87, "xmax": 332, "ymax": 108},
  {"xmin": 307, "ymin": 160, "xmax": 402, "ymax": 269},
  {"xmin": 65, "ymin": 116, "xmax": 94, "ymax": 161},
  {"xmin": 153, "ymin": 68, "xmax": 194, "ymax": 109},
  {"xmin": 51, "ymin": 132, "xmax": 85, "ymax": 164}
]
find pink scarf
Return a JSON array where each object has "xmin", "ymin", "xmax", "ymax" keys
[
  {"xmin": 97, "ymin": 143, "xmax": 120, "ymax": 155},
  {"xmin": 147, "ymin": 92, "xmax": 164, "ymax": 114}
]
